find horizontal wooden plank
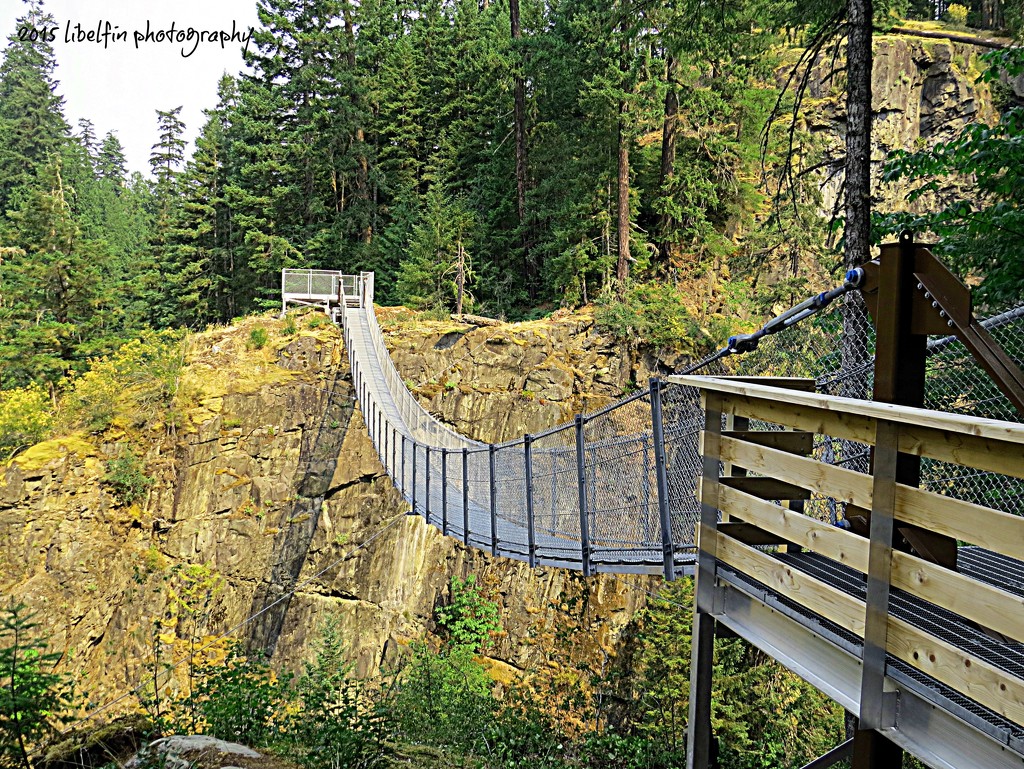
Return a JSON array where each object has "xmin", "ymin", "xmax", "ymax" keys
[
  {"xmin": 719, "ymin": 485, "xmax": 869, "ymax": 573},
  {"xmin": 715, "ymin": 533, "xmax": 865, "ymax": 636},
  {"xmin": 714, "ymin": 394, "xmax": 1024, "ymax": 481},
  {"xmin": 714, "ymin": 376, "xmax": 817, "ymax": 392},
  {"xmin": 722, "ymin": 484, "xmax": 1024, "ymax": 644},
  {"xmin": 720, "ymin": 476, "xmax": 812, "ymax": 501},
  {"xmin": 891, "ymin": 550, "xmax": 1024, "ymax": 645},
  {"xmin": 676, "ymin": 375, "xmax": 1024, "ymax": 448},
  {"xmin": 895, "ymin": 484, "xmax": 1024, "ymax": 562},
  {"xmin": 715, "ymin": 394, "xmax": 877, "ymax": 446},
  {"xmin": 897, "ymin": 422, "xmax": 1024, "ymax": 481},
  {"xmin": 722, "ymin": 430, "xmax": 815, "ymax": 456},
  {"xmin": 887, "ymin": 615, "xmax": 1024, "ymax": 727},
  {"xmin": 720, "ymin": 436, "xmax": 874, "ymax": 509},
  {"xmin": 719, "ymin": 521, "xmax": 792, "ymax": 547}
]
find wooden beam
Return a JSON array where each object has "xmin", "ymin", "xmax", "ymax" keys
[
  {"xmin": 887, "ymin": 615, "xmax": 1024, "ymax": 726},
  {"xmin": 719, "ymin": 486, "xmax": 869, "ymax": 572},
  {"xmin": 719, "ymin": 521, "xmax": 793, "ymax": 547},
  {"xmin": 720, "ymin": 436, "xmax": 874, "ymax": 508},
  {"xmin": 720, "ymin": 476, "xmax": 813, "ymax": 500},
  {"xmin": 715, "ymin": 533, "xmax": 865, "ymax": 636},
  {"xmin": 722, "ymin": 430, "xmax": 815, "ymax": 455},
  {"xmin": 672, "ymin": 376, "xmax": 1024, "ymax": 447},
  {"xmin": 895, "ymin": 484, "xmax": 1024, "ymax": 562},
  {"xmin": 891, "ymin": 550, "xmax": 1024, "ymax": 644}
]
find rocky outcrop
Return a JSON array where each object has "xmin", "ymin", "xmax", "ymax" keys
[
  {"xmin": 795, "ymin": 33, "xmax": 1002, "ymax": 220},
  {"xmin": 0, "ymin": 312, "xmax": 650, "ymax": 713}
]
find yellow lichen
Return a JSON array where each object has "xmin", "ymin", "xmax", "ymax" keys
[{"xmin": 8, "ymin": 435, "xmax": 97, "ymax": 472}]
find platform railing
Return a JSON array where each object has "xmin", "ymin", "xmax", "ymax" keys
[{"xmin": 677, "ymin": 374, "xmax": 1024, "ymax": 765}]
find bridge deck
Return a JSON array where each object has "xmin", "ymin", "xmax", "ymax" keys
[{"xmin": 343, "ymin": 302, "xmax": 685, "ymax": 574}]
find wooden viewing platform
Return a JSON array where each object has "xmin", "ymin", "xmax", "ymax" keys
[{"xmin": 677, "ymin": 375, "xmax": 1024, "ymax": 769}]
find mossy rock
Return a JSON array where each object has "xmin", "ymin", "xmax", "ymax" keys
[
  {"xmin": 7, "ymin": 434, "xmax": 96, "ymax": 472},
  {"xmin": 40, "ymin": 714, "xmax": 152, "ymax": 769}
]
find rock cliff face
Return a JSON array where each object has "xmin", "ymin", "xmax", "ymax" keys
[
  {"xmin": 0, "ymin": 312, "xmax": 655, "ymax": 710},
  {"xmin": 799, "ymin": 33, "xmax": 1008, "ymax": 220}
]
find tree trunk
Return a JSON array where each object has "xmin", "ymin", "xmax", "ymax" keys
[
  {"xmin": 511, "ymin": 0, "xmax": 532, "ymax": 294},
  {"xmin": 845, "ymin": 0, "xmax": 873, "ymax": 272},
  {"xmin": 841, "ymin": 0, "xmax": 874, "ymax": 408},
  {"xmin": 657, "ymin": 54, "xmax": 678, "ymax": 266},
  {"xmin": 616, "ymin": 27, "xmax": 632, "ymax": 289},
  {"xmin": 616, "ymin": 97, "xmax": 631, "ymax": 286},
  {"xmin": 456, "ymin": 241, "xmax": 465, "ymax": 317}
]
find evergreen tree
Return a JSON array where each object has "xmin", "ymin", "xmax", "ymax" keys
[
  {"xmin": 0, "ymin": 0, "xmax": 69, "ymax": 214},
  {"xmin": 0, "ymin": 159, "xmax": 122, "ymax": 386},
  {"xmin": 97, "ymin": 131, "xmax": 127, "ymax": 188}
]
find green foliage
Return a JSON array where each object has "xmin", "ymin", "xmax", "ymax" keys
[
  {"xmin": 390, "ymin": 575, "xmax": 502, "ymax": 752},
  {"xmin": 397, "ymin": 185, "xmax": 475, "ymax": 313},
  {"xmin": 875, "ymin": 49, "xmax": 1024, "ymax": 309},
  {"xmin": 248, "ymin": 327, "xmax": 269, "ymax": 350},
  {"xmin": 104, "ymin": 447, "xmax": 153, "ymax": 507},
  {"xmin": 0, "ymin": 602, "xmax": 75, "ymax": 769},
  {"xmin": 393, "ymin": 641, "xmax": 496, "ymax": 753},
  {"xmin": 61, "ymin": 330, "xmax": 184, "ymax": 433},
  {"xmin": 619, "ymin": 579, "xmax": 845, "ymax": 769},
  {"xmin": 0, "ymin": 384, "xmax": 52, "ymax": 459},
  {"xmin": 285, "ymin": 614, "xmax": 389, "ymax": 769},
  {"xmin": 436, "ymin": 575, "xmax": 501, "ymax": 653},
  {"xmin": 192, "ymin": 641, "xmax": 286, "ymax": 747},
  {"xmin": 944, "ymin": 2, "xmax": 969, "ymax": 25},
  {"xmin": 595, "ymin": 282, "xmax": 703, "ymax": 352}
]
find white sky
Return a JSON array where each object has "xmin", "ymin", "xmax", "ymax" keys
[{"xmin": 0, "ymin": 0, "xmax": 261, "ymax": 175}]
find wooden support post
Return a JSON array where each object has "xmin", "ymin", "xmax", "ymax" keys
[{"xmin": 687, "ymin": 391, "xmax": 724, "ymax": 769}]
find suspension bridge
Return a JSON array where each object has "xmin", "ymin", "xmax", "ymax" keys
[{"xmin": 282, "ymin": 240, "xmax": 1024, "ymax": 769}]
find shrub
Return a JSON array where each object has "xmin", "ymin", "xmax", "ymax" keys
[
  {"xmin": 61, "ymin": 331, "xmax": 184, "ymax": 433},
  {"xmin": 945, "ymin": 3, "xmax": 968, "ymax": 25},
  {"xmin": 0, "ymin": 601, "xmax": 76, "ymax": 769},
  {"xmin": 105, "ymin": 447, "xmax": 153, "ymax": 506},
  {"xmin": 436, "ymin": 575, "xmax": 501, "ymax": 653},
  {"xmin": 0, "ymin": 384, "xmax": 52, "ymax": 459},
  {"xmin": 248, "ymin": 327, "xmax": 269, "ymax": 350},
  {"xmin": 192, "ymin": 641, "xmax": 287, "ymax": 747},
  {"xmin": 281, "ymin": 315, "xmax": 297, "ymax": 336},
  {"xmin": 595, "ymin": 281, "xmax": 703, "ymax": 353},
  {"xmin": 285, "ymin": 615, "xmax": 389, "ymax": 769}
]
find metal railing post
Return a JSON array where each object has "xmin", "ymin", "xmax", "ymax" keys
[
  {"xmin": 524, "ymin": 435, "xmax": 537, "ymax": 568},
  {"xmin": 575, "ymin": 414, "xmax": 592, "ymax": 576},
  {"xmin": 412, "ymin": 442, "xmax": 418, "ymax": 515},
  {"xmin": 489, "ymin": 445, "xmax": 498, "ymax": 557},
  {"xmin": 425, "ymin": 446, "xmax": 431, "ymax": 524},
  {"xmin": 651, "ymin": 378, "xmax": 675, "ymax": 581},
  {"xmin": 441, "ymin": 449, "xmax": 448, "ymax": 536},
  {"xmin": 401, "ymin": 435, "xmax": 406, "ymax": 497},
  {"xmin": 462, "ymin": 448, "xmax": 470, "ymax": 547}
]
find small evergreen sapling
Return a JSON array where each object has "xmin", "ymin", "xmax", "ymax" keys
[{"xmin": 0, "ymin": 602, "xmax": 75, "ymax": 769}]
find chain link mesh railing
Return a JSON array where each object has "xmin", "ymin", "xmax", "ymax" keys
[{"xmin": 333, "ymin": 273, "xmax": 1024, "ymax": 578}]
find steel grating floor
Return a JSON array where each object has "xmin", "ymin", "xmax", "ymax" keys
[{"xmin": 718, "ymin": 546, "xmax": 1024, "ymax": 754}]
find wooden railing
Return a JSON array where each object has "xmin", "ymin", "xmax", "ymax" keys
[{"xmin": 675, "ymin": 374, "xmax": 1024, "ymax": 729}]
